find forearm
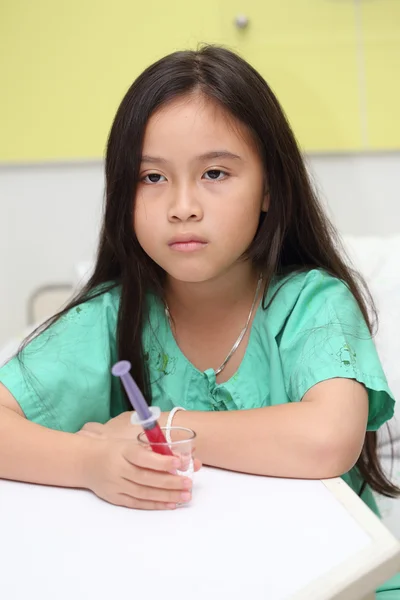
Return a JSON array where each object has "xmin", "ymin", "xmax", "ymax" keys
[
  {"xmin": 0, "ymin": 406, "xmax": 96, "ymax": 488},
  {"xmin": 174, "ymin": 403, "xmax": 352, "ymax": 479}
]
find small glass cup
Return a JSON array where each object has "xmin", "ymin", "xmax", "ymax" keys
[{"xmin": 137, "ymin": 426, "xmax": 196, "ymax": 479}]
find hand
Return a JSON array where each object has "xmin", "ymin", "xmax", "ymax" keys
[
  {"xmin": 83, "ymin": 436, "xmax": 194, "ymax": 510},
  {"xmin": 77, "ymin": 413, "xmax": 202, "ymax": 473},
  {"xmin": 77, "ymin": 411, "xmax": 141, "ymax": 440}
]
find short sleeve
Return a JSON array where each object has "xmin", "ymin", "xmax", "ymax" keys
[
  {"xmin": 279, "ymin": 271, "xmax": 395, "ymax": 431},
  {"xmin": 0, "ymin": 288, "xmax": 122, "ymax": 432}
]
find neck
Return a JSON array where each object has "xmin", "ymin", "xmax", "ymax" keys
[{"xmin": 165, "ymin": 263, "xmax": 261, "ymax": 324}]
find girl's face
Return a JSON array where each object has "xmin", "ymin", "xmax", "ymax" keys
[{"xmin": 134, "ymin": 94, "xmax": 268, "ymax": 283}]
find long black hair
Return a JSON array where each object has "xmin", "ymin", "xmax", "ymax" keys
[{"xmin": 24, "ymin": 45, "xmax": 399, "ymax": 498}]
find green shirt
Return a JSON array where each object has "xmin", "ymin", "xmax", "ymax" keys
[
  {"xmin": 1, "ymin": 269, "xmax": 399, "ymax": 596},
  {"xmin": 0, "ymin": 268, "xmax": 395, "ymax": 456}
]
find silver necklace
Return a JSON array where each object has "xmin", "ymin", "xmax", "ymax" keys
[{"xmin": 165, "ymin": 275, "xmax": 263, "ymax": 376}]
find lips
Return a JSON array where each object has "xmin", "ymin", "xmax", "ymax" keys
[
  {"xmin": 168, "ymin": 233, "xmax": 208, "ymax": 245},
  {"xmin": 168, "ymin": 233, "xmax": 208, "ymax": 253}
]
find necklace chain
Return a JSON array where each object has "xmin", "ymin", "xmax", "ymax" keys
[{"xmin": 165, "ymin": 275, "xmax": 263, "ymax": 376}]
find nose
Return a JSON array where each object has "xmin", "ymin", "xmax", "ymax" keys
[{"xmin": 167, "ymin": 183, "xmax": 203, "ymax": 223}]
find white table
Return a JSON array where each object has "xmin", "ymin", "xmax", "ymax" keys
[{"xmin": 0, "ymin": 467, "xmax": 399, "ymax": 600}]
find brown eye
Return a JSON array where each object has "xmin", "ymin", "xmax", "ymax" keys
[
  {"xmin": 143, "ymin": 173, "xmax": 166, "ymax": 184},
  {"xmin": 203, "ymin": 169, "xmax": 227, "ymax": 181}
]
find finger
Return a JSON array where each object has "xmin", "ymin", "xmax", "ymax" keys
[
  {"xmin": 81, "ymin": 422, "xmax": 105, "ymax": 434},
  {"xmin": 124, "ymin": 443, "xmax": 181, "ymax": 474},
  {"xmin": 193, "ymin": 458, "xmax": 202, "ymax": 472},
  {"xmin": 123, "ymin": 463, "xmax": 192, "ymax": 491},
  {"xmin": 114, "ymin": 494, "xmax": 177, "ymax": 511},
  {"xmin": 121, "ymin": 479, "xmax": 192, "ymax": 505},
  {"xmin": 76, "ymin": 429, "xmax": 102, "ymax": 439}
]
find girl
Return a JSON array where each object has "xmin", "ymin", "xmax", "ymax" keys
[{"xmin": 0, "ymin": 46, "xmax": 399, "ymax": 596}]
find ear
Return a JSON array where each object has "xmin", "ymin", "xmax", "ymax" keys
[{"xmin": 261, "ymin": 188, "xmax": 270, "ymax": 213}]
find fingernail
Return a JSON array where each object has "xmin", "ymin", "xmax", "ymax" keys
[
  {"xmin": 167, "ymin": 503, "xmax": 177, "ymax": 510},
  {"xmin": 182, "ymin": 478, "xmax": 192, "ymax": 490},
  {"xmin": 172, "ymin": 458, "xmax": 181, "ymax": 468},
  {"xmin": 180, "ymin": 492, "xmax": 191, "ymax": 503}
]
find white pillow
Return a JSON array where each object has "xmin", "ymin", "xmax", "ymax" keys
[
  {"xmin": 343, "ymin": 235, "xmax": 400, "ymax": 537},
  {"xmin": 342, "ymin": 234, "xmax": 400, "ymax": 449}
]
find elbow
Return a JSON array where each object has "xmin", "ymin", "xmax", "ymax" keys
[{"xmin": 314, "ymin": 430, "xmax": 364, "ymax": 479}]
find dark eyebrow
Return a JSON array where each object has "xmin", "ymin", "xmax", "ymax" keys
[
  {"xmin": 140, "ymin": 151, "xmax": 242, "ymax": 164},
  {"xmin": 141, "ymin": 155, "xmax": 168, "ymax": 164},
  {"xmin": 197, "ymin": 151, "xmax": 242, "ymax": 161}
]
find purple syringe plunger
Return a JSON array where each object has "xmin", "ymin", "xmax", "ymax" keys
[{"xmin": 111, "ymin": 360, "xmax": 152, "ymax": 423}]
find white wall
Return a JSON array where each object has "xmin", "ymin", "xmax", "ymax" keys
[
  {"xmin": 307, "ymin": 153, "xmax": 400, "ymax": 236},
  {"xmin": 0, "ymin": 153, "xmax": 399, "ymax": 347},
  {"xmin": 0, "ymin": 162, "xmax": 104, "ymax": 346}
]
